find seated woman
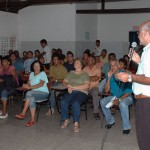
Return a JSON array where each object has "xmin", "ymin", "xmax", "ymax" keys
[
  {"xmin": 0, "ymin": 56, "xmax": 18, "ymax": 119},
  {"xmin": 15, "ymin": 60, "xmax": 49, "ymax": 127},
  {"xmin": 61, "ymin": 58, "xmax": 90, "ymax": 133}
]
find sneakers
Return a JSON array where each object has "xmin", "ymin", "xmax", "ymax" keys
[{"xmin": 0, "ymin": 113, "xmax": 8, "ymax": 119}]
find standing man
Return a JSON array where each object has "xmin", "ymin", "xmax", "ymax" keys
[
  {"xmin": 116, "ymin": 20, "xmax": 150, "ymax": 150},
  {"xmin": 40, "ymin": 39, "xmax": 51, "ymax": 69},
  {"xmin": 93, "ymin": 40, "xmax": 101, "ymax": 56}
]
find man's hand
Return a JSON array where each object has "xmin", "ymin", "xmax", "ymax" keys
[
  {"xmin": 129, "ymin": 49, "xmax": 141, "ymax": 64},
  {"xmin": 113, "ymin": 99, "xmax": 119, "ymax": 106},
  {"xmin": 108, "ymin": 71, "xmax": 114, "ymax": 78},
  {"xmin": 90, "ymin": 76, "xmax": 100, "ymax": 82},
  {"xmin": 115, "ymin": 72, "xmax": 129, "ymax": 82},
  {"xmin": 22, "ymin": 84, "xmax": 31, "ymax": 90}
]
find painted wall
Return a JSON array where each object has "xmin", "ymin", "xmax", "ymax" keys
[
  {"xmin": 18, "ymin": 4, "xmax": 76, "ymax": 55},
  {"xmin": 0, "ymin": 11, "xmax": 19, "ymax": 55},
  {"xmin": 97, "ymin": 0, "xmax": 150, "ymax": 58}
]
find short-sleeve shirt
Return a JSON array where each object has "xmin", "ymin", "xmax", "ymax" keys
[
  {"xmin": 50, "ymin": 65, "xmax": 67, "ymax": 80},
  {"xmin": 132, "ymin": 43, "xmax": 150, "ymax": 96},
  {"xmin": 83, "ymin": 65, "xmax": 101, "ymax": 89},
  {"xmin": 43, "ymin": 45, "xmax": 51, "ymax": 64},
  {"xmin": 29, "ymin": 71, "xmax": 49, "ymax": 93},
  {"xmin": 65, "ymin": 71, "xmax": 90, "ymax": 94},
  {"xmin": 107, "ymin": 70, "xmax": 132, "ymax": 98},
  {"xmin": 100, "ymin": 55, "xmax": 108, "ymax": 64}
]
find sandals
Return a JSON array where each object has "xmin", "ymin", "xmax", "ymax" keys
[
  {"xmin": 61, "ymin": 120, "xmax": 70, "ymax": 129},
  {"xmin": 15, "ymin": 114, "xmax": 25, "ymax": 120},
  {"xmin": 25, "ymin": 121, "xmax": 36, "ymax": 127},
  {"xmin": 73, "ymin": 125, "xmax": 80, "ymax": 133}
]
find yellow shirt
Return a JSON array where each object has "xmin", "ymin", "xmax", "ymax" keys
[
  {"xmin": 100, "ymin": 55, "xmax": 108, "ymax": 64},
  {"xmin": 50, "ymin": 65, "xmax": 67, "ymax": 80},
  {"xmin": 83, "ymin": 65, "xmax": 101, "ymax": 89}
]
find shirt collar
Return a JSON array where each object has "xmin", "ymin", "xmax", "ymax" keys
[{"xmin": 143, "ymin": 43, "xmax": 150, "ymax": 52}]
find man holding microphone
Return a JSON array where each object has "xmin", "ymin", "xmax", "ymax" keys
[{"xmin": 116, "ymin": 20, "xmax": 150, "ymax": 150}]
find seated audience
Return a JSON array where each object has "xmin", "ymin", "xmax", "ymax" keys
[
  {"xmin": 23, "ymin": 51, "xmax": 28, "ymax": 61},
  {"xmin": 34, "ymin": 50, "xmax": 40, "ymax": 60},
  {"xmin": 51, "ymin": 48, "xmax": 57, "ymax": 56},
  {"xmin": 63, "ymin": 51, "xmax": 74, "ymax": 72},
  {"xmin": 47, "ymin": 54, "xmax": 67, "ymax": 115},
  {"xmin": 100, "ymin": 49, "xmax": 108, "ymax": 64},
  {"xmin": 99, "ymin": 53, "xmax": 116, "ymax": 93},
  {"xmin": 38, "ymin": 55, "xmax": 49, "ymax": 75},
  {"xmin": 14, "ymin": 50, "xmax": 22, "ymax": 61},
  {"xmin": 95, "ymin": 56, "xmax": 104, "ymax": 69},
  {"xmin": 0, "ymin": 56, "xmax": 18, "ymax": 119},
  {"xmin": 8, "ymin": 49, "xmax": 13, "ymax": 56},
  {"xmin": 82, "ymin": 49, "xmax": 90, "ymax": 66},
  {"xmin": 61, "ymin": 58, "xmax": 90, "ymax": 133},
  {"xmin": 15, "ymin": 61, "xmax": 49, "ymax": 127},
  {"xmin": 84, "ymin": 55, "xmax": 101, "ymax": 120},
  {"xmin": 119, "ymin": 58, "xmax": 127, "ymax": 71},
  {"xmin": 24, "ymin": 51, "xmax": 35, "ymax": 74},
  {"xmin": 100, "ymin": 59, "xmax": 133, "ymax": 134},
  {"xmin": 10, "ymin": 53, "xmax": 24, "ymax": 74}
]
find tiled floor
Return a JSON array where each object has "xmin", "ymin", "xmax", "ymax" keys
[{"xmin": 0, "ymin": 103, "xmax": 139, "ymax": 150}]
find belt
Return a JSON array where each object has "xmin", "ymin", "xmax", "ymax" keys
[{"xmin": 135, "ymin": 94, "xmax": 150, "ymax": 99}]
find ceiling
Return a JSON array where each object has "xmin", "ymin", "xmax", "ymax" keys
[{"xmin": 0, "ymin": 0, "xmax": 134, "ymax": 13}]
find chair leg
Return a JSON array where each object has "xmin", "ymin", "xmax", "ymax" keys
[
  {"xmin": 85, "ymin": 102, "xmax": 87, "ymax": 120},
  {"xmin": 36, "ymin": 104, "xmax": 41, "ymax": 123}
]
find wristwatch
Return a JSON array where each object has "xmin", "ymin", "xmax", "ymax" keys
[
  {"xmin": 118, "ymin": 98, "xmax": 121, "ymax": 102},
  {"xmin": 128, "ymin": 73, "xmax": 132, "ymax": 82}
]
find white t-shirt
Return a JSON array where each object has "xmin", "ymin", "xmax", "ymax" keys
[
  {"xmin": 43, "ymin": 45, "xmax": 51, "ymax": 64},
  {"xmin": 93, "ymin": 46, "xmax": 101, "ymax": 56}
]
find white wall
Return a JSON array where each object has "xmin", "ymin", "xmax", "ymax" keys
[
  {"xmin": 97, "ymin": 0, "xmax": 150, "ymax": 58},
  {"xmin": 0, "ymin": 11, "xmax": 19, "ymax": 55},
  {"xmin": 75, "ymin": 3, "xmax": 97, "ymax": 57},
  {"xmin": 18, "ymin": 4, "xmax": 76, "ymax": 55},
  {"xmin": 0, "ymin": 11, "xmax": 18, "ymax": 37}
]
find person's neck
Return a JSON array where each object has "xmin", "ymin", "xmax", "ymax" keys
[
  {"xmin": 55, "ymin": 63, "xmax": 60, "ymax": 67},
  {"xmin": 75, "ymin": 68, "xmax": 82, "ymax": 74},
  {"xmin": 34, "ymin": 72, "xmax": 40, "ymax": 75},
  {"xmin": 89, "ymin": 64, "xmax": 95, "ymax": 69},
  {"xmin": 102, "ymin": 55, "xmax": 106, "ymax": 58},
  {"xmin": 68, "ymin": 61, "xmax": 73, "ymax": 64}
]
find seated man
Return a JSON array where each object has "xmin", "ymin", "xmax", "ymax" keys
[
  {"xmin": 63, "ymin": 51, "xmax": 74, "ymax": 72},
  {"xmin": 10, "ymin": 53, "xmax": 24, "ymax": 74},
  {"xmin": 84, "ymin": 55, "xmax": 101, "ymax": 120},
  {"xmin": 100, "ymin": 59, "xmax": 133, "ymax": 134},
  {"xmin": 24, "ymin": 51, "xmax": 35, "ymax": 74},
  {"xmin": 47, "ymin": 54, "xmax": 67, "ymax": 115},
  {"xmin": 99, "ymin": 53, "xmax": 116, "ymax": 93}
]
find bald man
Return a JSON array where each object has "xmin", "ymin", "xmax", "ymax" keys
[
  {"xmin": 100, "ymin": 59, "xmax": 133, "ymax": 133},
  {"xmin": 116, "ymin": 20, "xmax": 150, "ymax": 150}
]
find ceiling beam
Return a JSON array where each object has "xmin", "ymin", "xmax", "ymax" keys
[{"xmin": 76, "ymin": 8, "xmax": 150, "ymax": 14}]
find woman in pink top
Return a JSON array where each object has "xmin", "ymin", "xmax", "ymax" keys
[{"xmin": 0, "ymin": 56, "xmax": 18, "ymax": 119}]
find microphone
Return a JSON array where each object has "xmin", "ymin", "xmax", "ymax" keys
[{"xmin": 129, "ymin": 42, "xmax": 137, "ymax": 63}]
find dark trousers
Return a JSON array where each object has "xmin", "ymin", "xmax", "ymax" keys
[{"xmin": 135, "ymin": 98, "xmax": 150, "ymax": 150}]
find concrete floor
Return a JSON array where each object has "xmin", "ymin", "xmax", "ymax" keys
[{"xmin": 0, "ymin": 103, "xmax": 139, "ymax": 150}]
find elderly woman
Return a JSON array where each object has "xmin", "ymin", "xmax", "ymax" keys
[
  {"xmin": 0, "ymin": 56, "xmax": 18, "ymax": 119},
  {"xmin": 61, "ymin": 58, "xmax": 90, "ymax": 133},
  {"xmin": 15, "ymin": 60, "xmax": 49, "ymax": 127}
]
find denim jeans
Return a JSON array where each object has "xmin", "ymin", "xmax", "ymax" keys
[
  {"xmin": 0, "ymin": 89, "xmax": 9, "ymax": 101},
  {"xmin": 99, "ymin": 78, "xmax": 106, "ymax": 93},
  {"xmin": 25, "ymin": 90, "xmax": 49, "ymax": 109},
  {"xmin": 100, "ymin": 95, "xmax": 133, "ymax": 130},
  {"xmin": 61, "ymin": 91, "xmax": 88, "ymax": 123},
  {"xmin": 49, "ymin": 83, "xmax": 62, "ymax": 108}
]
